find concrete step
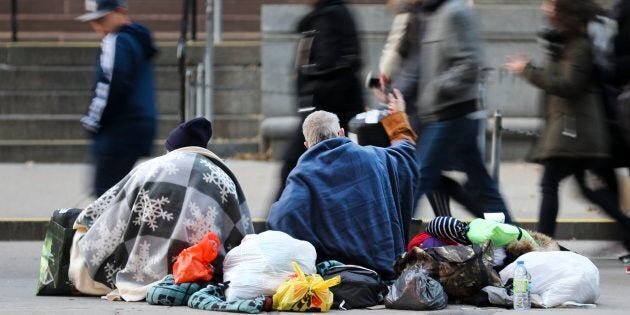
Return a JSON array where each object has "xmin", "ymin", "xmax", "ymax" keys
[
  {"xmin": 0, "ymin": 31, "xmax": 263, "ymax": 42},
  {"xmin": 0, "ymin": 114, "xmax": 261, "ymax": 140},
  {"xmin": 0, "ymin": 43, "xmax": 260, "ymax": 67},
  {"xmin": 0, "ymin": 89, "xmax": 261, "ymax": 115},
  {"xmin": 0, "ymin": 91, "xmax": 178, "ymax": 115},
  {"xmin": 0, "ymin": 14, "xmax": 259, "ymax": 35},
  {"xmin": 0, "ymin": 138, "xmax": 260, "ymax": 163},
  {"xmin": 0, "ymin": 23, "xmax": 259, "ymax": 42},
  {"xmin": 0, "ymin": 65, "xmax": 260, "ymax": 91}
]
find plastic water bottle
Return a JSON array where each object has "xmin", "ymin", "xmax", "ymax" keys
[{"xmin": 513, "ymin": 261, "xmax": 531, "ymax": 310}]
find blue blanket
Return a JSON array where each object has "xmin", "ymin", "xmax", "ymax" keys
[{"xmin": 268, "ymin": 137, "xmax": 418, "ymax": 280}]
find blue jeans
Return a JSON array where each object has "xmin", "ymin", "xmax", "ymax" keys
[{"xmin": 415, "ymin": 115, "xmax": 513, "ymax": 223}]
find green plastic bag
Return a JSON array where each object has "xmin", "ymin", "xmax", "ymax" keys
[{"xmin": 36, "ymin": 208, "xmax": 82, "ymax": 296}]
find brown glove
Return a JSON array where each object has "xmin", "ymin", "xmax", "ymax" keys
[{"xmin": 381, "ymin": 111, "xmax": 417, "ymax": 145}]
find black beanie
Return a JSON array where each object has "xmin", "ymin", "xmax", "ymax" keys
[{"xmin": 165, "ymin": 117, "xmax": 212, "ymax": 151}]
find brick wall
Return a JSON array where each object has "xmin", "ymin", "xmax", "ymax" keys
[{"xmin": 0, "ymin": 0, "xmax": 385, "ymax": 42}]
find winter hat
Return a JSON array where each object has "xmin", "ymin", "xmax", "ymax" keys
[
  {"xmin": 426, "ymin": 216, "xmax": 471, "ymax": 245},
  {"xmin": 165, "ymin": 117, "xmax": 212, "ymax": 151}
]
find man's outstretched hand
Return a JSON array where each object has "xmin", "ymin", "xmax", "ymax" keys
[{"xmin": 387, "ymin": 89, "xmax": 405, "ymax": 115}]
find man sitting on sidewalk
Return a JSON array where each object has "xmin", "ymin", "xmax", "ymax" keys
[{"xmin": 267, "ymin": 90, "xmax": 418, "ymax": 280}]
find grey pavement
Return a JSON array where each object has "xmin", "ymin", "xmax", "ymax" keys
[
  {"xmin": 1, "ymin": 241, "xmax": 629, "ymax": 314},
  {"xmin": 2, "ymin": 160, "xmax": 630, "ymax": 313},
  {"xmin": 1, "ymin": 160, "xmax": 628, "ymax": 222}
]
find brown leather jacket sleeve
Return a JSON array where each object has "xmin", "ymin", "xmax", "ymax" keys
[{"xmin": 381, "ymin": 111, "xmax": 417, "ymax": 145}]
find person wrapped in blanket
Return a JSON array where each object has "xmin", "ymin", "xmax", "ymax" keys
[
  {"xmin": 267, "ymin": 89, "xmax": 419, "ymax": 280},
  {"xmin": 68, "ymin": 118, "xmax": 255, "ymax": 301}
]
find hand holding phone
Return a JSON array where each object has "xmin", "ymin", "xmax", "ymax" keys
[
  {"xmin": 387, "ymin": 89, "xmax": 405, "ymax": 114},
  {"xmin": 367, "ymin": 77, "xmax": 381, "ymax": 89}
]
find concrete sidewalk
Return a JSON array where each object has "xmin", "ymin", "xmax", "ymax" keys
[
  {"xmin": 0, "ymin": 160, "xmax": 624, "ymax": 221},
  {"xmin": 2, "ymin": 160, "xmax": 629, "ymax": 241},
  {"xmin": 2, "ymin": 241, "xmax": 629, "ymax": 314}
]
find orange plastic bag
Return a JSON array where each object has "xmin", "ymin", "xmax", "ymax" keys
[
  {"xmin": 173, "ymin": 232, "xmax": 220, "ymax": 284},
  {"xmin": 272, "ymin": 261, "xmax": 341, "ymax": 312}
]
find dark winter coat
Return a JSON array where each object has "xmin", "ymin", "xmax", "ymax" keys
[
  {"xmin": 520, "ymin": 36, "xmax": 610, "ymax": 160},
  {"xmin": 81, "ymin": 22, "xmax": 158, "ymax": 156},
  {"xmin": 613, "ymin": 0, "xmax": 630, "ymax": 86},
  {"xmin": 296, "ymin": 0, "xmax": 364, "ymax": 114}
]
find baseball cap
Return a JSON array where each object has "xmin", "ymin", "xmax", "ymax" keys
[{"xmin": 76, "ymin": 0, "xmax": 126, "ymax": 22}]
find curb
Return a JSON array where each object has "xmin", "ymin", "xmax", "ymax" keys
[{"xmin": 0, "ymin": 218, "xmax": 625, "ymax": 241}]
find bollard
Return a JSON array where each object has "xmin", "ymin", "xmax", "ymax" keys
[
  {"xmin": 214, "ymin": 0, "xmax": 223, "ymax": 43},
  {"xmin": 186, "ymin": 68, "xmax": 195, "ymax": 121},
  {"xmin": 490, "ymin": 110, "xmax": 502, "ymax": 181},
  {"xmin": 196, "ymin": 63, "xmax": 205, "ymax": 118},
  {"xmin": 477, "ymin": 83, "xmax": 487, "ymax": 162},
  {"xmin": 205, "ymin": 1, "xmax": 215, "ymax": 121}
]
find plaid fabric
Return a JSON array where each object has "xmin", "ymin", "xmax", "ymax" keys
[
  {"xmin": 71, "ymin": 148, "xmax": 255, "ymax": 301},
  {"xmin": 146, "ymin": 275, "xmax": 206, "ymax": 306},
  {"xmin": 426, "ymin": 216, "xmax": 471, "ymax": 245},
  {"xmin": 188, "ymin": 284, "xmax": 266, "ymax": 314}
]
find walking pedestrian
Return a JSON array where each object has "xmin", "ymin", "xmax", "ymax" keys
[
  {"xmin": 275, "ymin": 0, "xmax": 365, "ymax": 200},
  {"xmin": 76, "ymin": 0, "xmax": 158, "ymax": 198},
  {"xmin": 410, "ymin": 0, "xmax": 513, "ymax": 222},
  {"xmin": 505, "ymin": 0, "xmax": 630, "ymax": 251}
]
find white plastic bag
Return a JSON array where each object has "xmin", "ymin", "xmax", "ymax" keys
[
  {"xmin": 223, "ymin": 231, "xmax": 317, "ymax": 302},
  {"xmin": 499, "ymin": 251, "xmax": 600, "ymax": 308}
]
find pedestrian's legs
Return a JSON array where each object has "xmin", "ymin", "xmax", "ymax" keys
[
  {"xmin": 415, "ymin": 119, "xmax": 464, "ymax": 216},
  {"xmin": 411, "ymin": 115, "xmax": 456, "ymax": 216},
  {"xmin": 275, "ymin": 126, "xmax": 307, "ymax": 201},
  {"xmin": 537, "ymin": 159, "xmax": 574, "ymax": 236},
  {"xmin": 440, "ymin": 176, "xmax": 486, "ymax": 218},
  {"xmin": 575, "ymin": 165, "xmax": 630, "ymax": 250},
  {"xmin": 454, "ymin": 118, "xmax": 513, "ymax": 223},
  {"xmin": 427, "ymin": 191, "xmax": 452, "ymax": 216},
  {"xmin": 93, "ymin": 154, "xmax": 139, "ymax": 197}
]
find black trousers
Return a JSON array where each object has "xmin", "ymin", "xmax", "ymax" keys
[
  {"xmin": 93, "ymin": 154, "xmax": 140, "ymax": 197},
  {"xmin": 538, "ymin": 158, "xmax": 630, "ymax": 247}
]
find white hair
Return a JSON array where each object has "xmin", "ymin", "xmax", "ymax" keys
[{"xmin": 302, "ymin": 111, "xmax": 341, "ymax": 147}]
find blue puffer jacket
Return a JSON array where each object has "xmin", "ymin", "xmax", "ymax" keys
[{"xmin": 81, "ymin": 22, "xmax": 158, "ymax": 156}]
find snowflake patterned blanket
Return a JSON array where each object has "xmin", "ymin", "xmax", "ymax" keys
[{"xmin": 68, "ymin": 147, "xmax": 255, "ymax": 301}]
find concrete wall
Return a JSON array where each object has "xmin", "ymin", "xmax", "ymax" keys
[{"xmin": 259, "ymin": 2, "xmax": 565, "ymax": 160}]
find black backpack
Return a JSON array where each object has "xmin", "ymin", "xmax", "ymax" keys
[{"xmin": 317, "ymin": 261, "xmax": 388, "ymax": 310}]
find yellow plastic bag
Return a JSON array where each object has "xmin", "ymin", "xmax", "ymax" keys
[{"xmin": 273, "ymin": 261, "xmax": 341, "ymax": 312}]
